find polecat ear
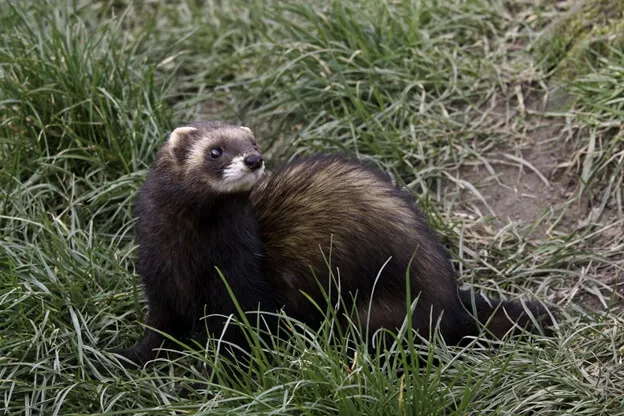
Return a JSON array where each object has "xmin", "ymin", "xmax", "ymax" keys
[
  {"xmin": 169, "ymin": 126, "xmax": 197, "ymax": 147},
  {"xmin": 240, "ymin": 126, "xmax": 252, "ymax": 134},
  {"xmin": 168, "ymin": 126, "xmax": 198, "ymax": 165}
]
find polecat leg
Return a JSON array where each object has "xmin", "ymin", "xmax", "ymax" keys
[{"xmin": 113, "ymin": 307, "xmax": 188, "ymax": 368}]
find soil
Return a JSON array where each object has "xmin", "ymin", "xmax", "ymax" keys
[
  {"xmin": 448, "ymin": 94, "xmax": 584, "ymax": 231},
  {"xmin": 446, "ymin": 91, "xmax": 623, "ymax": 310},
  {"xmin": 454, "ymin": 121, "xmax": 584, "ymax": 234}
]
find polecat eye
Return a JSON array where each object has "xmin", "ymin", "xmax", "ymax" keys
[{"xmin": 210, "ymin": 148, "xmax": 223, "ymax": 159}]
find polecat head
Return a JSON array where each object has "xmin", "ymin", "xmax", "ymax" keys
[{"xmin": 160, "ymin": 121, "xmax": 265, "ymax": 194}]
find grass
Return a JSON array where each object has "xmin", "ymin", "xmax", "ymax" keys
[{"xmin": 1, "ymin": 0, "xmax": 623, "ymax": 414}]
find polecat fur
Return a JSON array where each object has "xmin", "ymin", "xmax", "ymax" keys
[
  {"xmin": 115, "ymin": 122, "xmax": 554, "ymax": 367},
  {"xmin": 115, "ymin": 121, "xmax": 278, "ymax": 366},
  {"xmin": 250, "ymin": 154, "xmax": 553, "ymax": 344}
]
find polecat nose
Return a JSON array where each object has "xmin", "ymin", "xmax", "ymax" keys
[{"xmin": 244, "ymin": 154, "xmax": 264, "ymax": 170}]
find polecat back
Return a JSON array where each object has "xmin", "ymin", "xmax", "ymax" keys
[{"xmin": 251, "ymin": 154, "xmax": 553, "ymax": 343}]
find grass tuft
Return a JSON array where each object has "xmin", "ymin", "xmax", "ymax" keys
[{"xmin": 565, "ymin": 49, "xmax": 624, "ymax": 214}]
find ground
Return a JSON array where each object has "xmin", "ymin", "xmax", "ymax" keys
[
  {"xmin": 450, "ymin": 94, "xmax": 624, "ymax": 308},
  {"xmin": 1, "ymin": 0, "xmax": 623, "ymax": 414}
]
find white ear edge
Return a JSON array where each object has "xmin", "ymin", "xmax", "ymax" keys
[
  {"xmin": 240, "ymin": 126, "xmax": 252, "ymax": 134},
  {"xmin": 169, "ymin": 126, "xmax": 198, "ymax": 147}
]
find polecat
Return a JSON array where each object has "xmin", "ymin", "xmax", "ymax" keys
[
  {"xmin": 114, "ymin": 121, "xmax": 279, "ymax": 366},
  {"xmin": 115, "ymin": 122, "xmax": 553, "ymax": 367}
]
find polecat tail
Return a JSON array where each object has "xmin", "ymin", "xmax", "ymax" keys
[{"xmin": 458, "ymin": 288, "xmax": 556, "ymax": 340}]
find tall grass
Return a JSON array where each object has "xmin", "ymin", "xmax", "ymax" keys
[
  {"xmin": 0, "ymin": 1, "xmax": 173, "ymax": 413},
  {"xmin": 239, "ymin": 0, "xmax": 518, "ymax": 179},
  {"xmin": 565, "ymin": 49, "xmax": 624, "ymax": 215},
  {"xmin": 0, "ymin": 0, "xmax": 174, "ymax": 261}
]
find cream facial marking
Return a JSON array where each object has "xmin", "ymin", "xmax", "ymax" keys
[
  {"xmin": 214, "ymin": 155, "xmax": 265, "ymax": 193},
  {"xmin": 240, "ymin": 126, "xmax": 252, "ymax": 134},
  {"xmin": 186, "ymin": 136, "xmax": 212, "ymax": 172}
]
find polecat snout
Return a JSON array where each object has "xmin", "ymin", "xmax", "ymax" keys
[{"xmin": 115, "ymin": 122, "xmax": 554, "ymax": 367}]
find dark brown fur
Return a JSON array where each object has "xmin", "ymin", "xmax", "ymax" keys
[
  {"xmin": 115, "ymin": 123, "xmax": 554, "ymax": 367},
  {"xmin": 251, "ymin": 155, "xmax": 554, "ymax": 344}
]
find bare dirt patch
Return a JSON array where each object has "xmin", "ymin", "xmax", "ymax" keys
[
  {"xmin": 447, "ymin": 99, "xmax": 584, "ymax": 236},
  {"xmin": 445, "ymin": 91, "xmax": 624, "ymax": 309}
]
